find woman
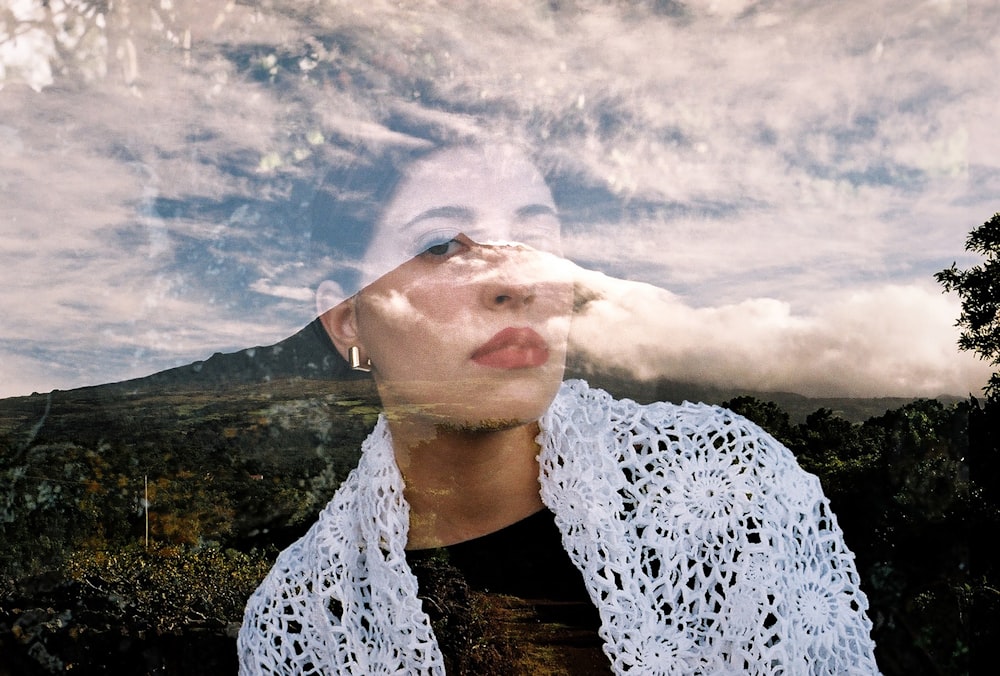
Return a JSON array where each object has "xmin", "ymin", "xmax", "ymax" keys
[{"xmin": 239, "ymin": 142, "xmax": 881, "ymax": 674}]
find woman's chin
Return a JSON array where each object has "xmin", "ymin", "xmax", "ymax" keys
[{"xmin": 379, "ymin": 375, "xmax": 562, "ymax": 432}]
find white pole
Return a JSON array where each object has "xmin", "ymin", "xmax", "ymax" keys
[{"xmin": 144, "ymin": 474, "xmax": 149, "ymax": 550}]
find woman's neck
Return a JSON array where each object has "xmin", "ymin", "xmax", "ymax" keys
[{"xmin": 389, "ymin": 418, "xmax": 545, "ymax": 550}]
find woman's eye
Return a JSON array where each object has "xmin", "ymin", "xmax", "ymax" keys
[{"xmin": 421, "ymin": 239, "xmax": 464, "ymax": 258}]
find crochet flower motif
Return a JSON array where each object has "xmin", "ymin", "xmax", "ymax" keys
[
  {"xmin": 794, "ymin": 580, "xmax": 841, "ymax": 634},
  {"xmin": 646, "ymin": 445, "xmax": 752, "ymax": 541},
  {"xmin": 681, "ymin": 465, "xmax": 738, "ymax": 521},
  {"xmin": 721, "ymin": 550, "xmax": 780, "ymax": 637},
  {"xmin": 787, "ymin": 574, "xmax": 860, "ymax": 664},
  {"xmin": 615, "ymin": 634, "xmax": 695, "ymax": 676}
]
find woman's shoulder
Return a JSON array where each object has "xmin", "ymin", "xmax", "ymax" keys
[
  {"xmin": 549, "ymin": 381, "xmax": 822, "ymax": 504},
  {"xmin": 556, "ymin": 379, "xmax": 785, "ymax": 446},
  {"xmin": 549, "ymin": 379, "xmax": 809, "ymax": 493}
]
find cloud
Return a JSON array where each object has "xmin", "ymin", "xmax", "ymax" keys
[
  {"xmin": 249, "ymin": 278, "xmax": 315, "ymax": 303},
  {"xmin": 0, "ymin": 0, "xmax": 56, "ymax": 92},
  {"xmin": 0, "ymin": 0, "xmax": 997, "ymax": 399},
  {"xmin": 570, "ymin": 269, "xmax": 990, "ymax": 397}
]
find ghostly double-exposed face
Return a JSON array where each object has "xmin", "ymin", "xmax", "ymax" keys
[{"xmin": 322, "ymin": 145, "xmax": 574, "ymax": 430}]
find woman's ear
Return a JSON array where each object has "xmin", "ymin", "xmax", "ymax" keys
[
  {"xmin": 315, "ymin": 279, "xmax": 345, "ymax": 318},
  {"xmin": 316, "ymin": 280, "xmax": 359, "ymax": 362}
]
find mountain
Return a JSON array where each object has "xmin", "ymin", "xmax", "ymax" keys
[
  {"xmin": 101, "ymin": 318, "xmax": 367, "ymax": 393},
  {"xmin": 4, "ymin": 318, "xmax": 961, "ymax": 423}
]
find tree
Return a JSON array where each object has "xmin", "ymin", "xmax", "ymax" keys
[
  {"xmin": 936, "ymin": 212, "xmax": 1000, "ymax": 401},
  {"xmin": 936, "ymin": 212, "xmax": 1000, "ymax": 674},
  {"xmin": 721, "ymin": 396, "xmax": 795, "ymax": 447}
]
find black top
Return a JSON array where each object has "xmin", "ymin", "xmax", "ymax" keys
[
  {"xmin": 404, "ymin": 509, "xmax": 611, "ymax": 673},
  {"xmin": 406, "ymin": 507, "xmax": 601, "ymax": 628}
]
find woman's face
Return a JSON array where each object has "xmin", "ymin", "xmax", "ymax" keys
[{"xmin": 345, "ymin": 146, "xmax": 573, "ymax": 430}]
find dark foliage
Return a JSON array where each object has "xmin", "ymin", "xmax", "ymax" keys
[
  {"xmin": 936, "ymin": 211, "xmax": 1000, "ymax": 401},
  {"xmin": 410, "ymin": 555, "xmax": 610, "ymax": 674},
  {"xmin": 726, "ymin": 394, "xmax": 996, "ymax": 675},
  {"xmin": 0, "ymin": 546, "xmax": 272, "ymax": 675}
]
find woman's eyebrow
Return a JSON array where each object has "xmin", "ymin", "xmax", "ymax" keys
[
  {"xmin": 403, "ymin": 205, "xmax": 474, "ymax": 230},
  {"xmin": 515, "ymin": 204, "xmax": 558, "ymax": 219}
]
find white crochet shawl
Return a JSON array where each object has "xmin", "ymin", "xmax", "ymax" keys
[{"xmin": 239, "ymin": 380, "xmax": 880, "ymax": 674}]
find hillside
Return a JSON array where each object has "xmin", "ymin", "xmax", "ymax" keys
[{"xmin": 1, "ymin": 322, "xmax": 986, "ymax": 675}]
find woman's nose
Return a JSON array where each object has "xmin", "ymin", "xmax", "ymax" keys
[
  {"xmin": 473, "ymin": 246, "xmax": 539, "ymax": 310},
  {"xmin": 482, "ymin": 278, "xmax": 536, "ymax": 309}
]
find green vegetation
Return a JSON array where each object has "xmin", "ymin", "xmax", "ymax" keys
[
  {"xmin": 62, "ymin": 544, "xmax": 274, "ymax": 634},
  {"xmin": 937, "ymin": 212, "xmax": 1000, "ymax": 400},
  {"xmin": 934, "ymin": 211, "xmax": 1000, "ymax": 675},
  {"xmin": 2, "ymin": 544, "xmax": 274, "ymax": 674},
  {"xmin": 1, "ymin": 378, "xmax": 378, "ymax": 674},
  {"xmin": 725, "ymin": 395, "xmax": 986, "ymax": 675}
]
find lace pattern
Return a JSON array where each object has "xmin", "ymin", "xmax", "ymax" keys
[
  {"xmin": 239, "ymin": 380, "xmax": 879, "ymax": 674},
  {"xmin": 540, "ymin": 381, "xmax": 879, "ymax": 674}
]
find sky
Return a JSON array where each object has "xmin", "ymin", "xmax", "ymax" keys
[{"xmin": 0, "ymin": 0, "xmax": 996, "ymax": 399}]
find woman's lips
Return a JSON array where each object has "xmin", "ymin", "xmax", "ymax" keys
[{"xmin": 471, "ymin": 327, "xmax": 550, "ymax": 369}]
